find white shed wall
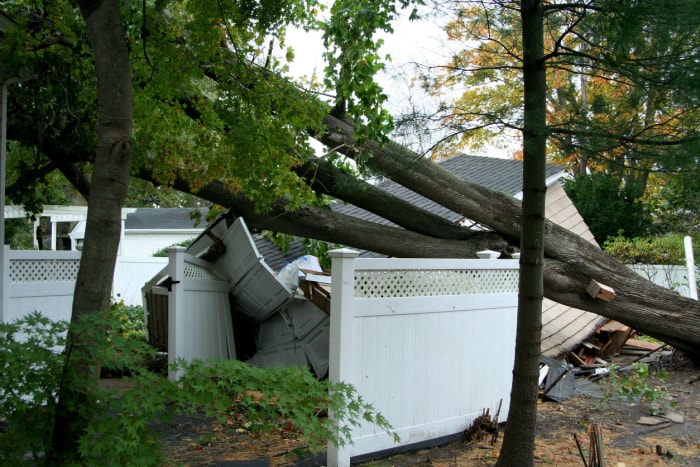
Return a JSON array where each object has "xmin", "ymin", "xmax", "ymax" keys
[{"xmin": 120, "ymin": 231, "xmax": 201, "ymax": 257}]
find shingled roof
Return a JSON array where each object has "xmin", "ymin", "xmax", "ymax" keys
[
  {"xmin": 331, "ymin": 154, "xmax": 566, "ymax": 226},
  {"xmin": 124, "ymin": 208, "xmax": 210, "ymax": 230},
  {"xmin": 329, "ymin": 154, "xmax": 603, "ymax": 358}
]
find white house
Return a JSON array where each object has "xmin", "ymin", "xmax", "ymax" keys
[{"xmin": 69, "ymin": 207, "xmax": 207, "ymax": 256}]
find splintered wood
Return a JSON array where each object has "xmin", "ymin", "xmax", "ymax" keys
[
  {"xmin": 574, "ymin": 422, "xmax": 605, "ymax": 467},
  {"xmin": 462, "ymin": 400, "xmax": 502, "ymax": 445}
]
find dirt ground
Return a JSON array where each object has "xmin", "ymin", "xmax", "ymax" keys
[
  {"xmin": 355, "ymin": 356, "xmax": 700, "ymax": 467},
  {"xmin": 130, "ymin": 351, "xmax": 700, "ymax": 466}
]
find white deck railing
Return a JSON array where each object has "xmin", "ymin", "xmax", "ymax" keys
[{"xmin": 326, "ymin": 249, "xmax": 519, "ymax": 467}]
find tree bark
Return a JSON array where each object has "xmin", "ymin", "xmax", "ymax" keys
[
  {"xmin": 313, "ymin": 117, "xmax": 700, "ymax": 363},
  {"xmin": 48, "ymin": 0, "xmax": 133, "ymax": 463},
  {"xmin": 497, "ymin": 1, "xmax": 547, "ymax": 464},
  {"xmin": 134, "ymin": 158, "xmax": 700, "ymax": 363},
  {"xmin": 294, "ymin": 158, "xmax": 490, "ymax": 241}
]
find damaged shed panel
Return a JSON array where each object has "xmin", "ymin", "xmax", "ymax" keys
[
  {"xmin": 214, "ymin": 217, "xmax": 294, "ymax": 322},
  {"xmin": 143, "ymin": 217, "xmax": 326, "ymax": 380}
]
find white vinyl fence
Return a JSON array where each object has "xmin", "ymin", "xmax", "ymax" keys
[
  {"xmin": 628, "ymin": 264, "xmax": 696, "ymax": 299},
  {"xmin": 113, "ymin": 256, "xmax": 168, "ymax": 305},
  {"xmin": 142, "ymin": 247, "xmax": 234, "ymax": 380},
  {"xmin": 326, "ymin": 249, "xmax": 520, "ymax": 467},
  {"xmin": 0, "ymin": 246, "xmax": 167, "ymax": 326},
  {"xmin": 1, "ymin": 246, "xmax": 81, "ymax": 324}
]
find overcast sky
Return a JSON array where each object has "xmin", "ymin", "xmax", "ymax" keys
[{"xmin": 283, "ymin": 6, "xmax": 514, "ymax": 159}]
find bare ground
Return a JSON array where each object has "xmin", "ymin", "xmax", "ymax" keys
[{"xmin": 101, "ymin": 353, "xmax": 700, "ymax": 466}]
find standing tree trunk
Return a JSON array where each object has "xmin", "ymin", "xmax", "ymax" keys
[
  {"xmin": 497, "ymin": 1, "xmax": 546, "ymax": 465},
  {"xmin": 48, "ymin": 0, "xmax": 132, "ymax": 463}
]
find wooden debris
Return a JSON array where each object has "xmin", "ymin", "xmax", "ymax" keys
[
  {"xmin": 574, "ymin": 422, "xmax": 605, "ymax": 467},
  {"xmin": 659, "ymin": 411, "xmax": 684, "ymax": 424},
  {"xmin": 637, "ymin": 416, "xmax": 667, "ymax": 426},
  {"xmin": 462, "ymin": 401, "xmax": 501, "ymax": 445},
  {"xmin": 587, "ymin": 280, "xmax": 616, "ymax": 301},
  {"xmin": 298, "ymin": 278, "xmax": 331, "ymax": 315},
  {"xmin": 623, "ymin": 338, "xmax": 662, "ymax": 351},
  {"xmin": 597, "ymin": 321, "xmax": 633, "ymax": 357}
]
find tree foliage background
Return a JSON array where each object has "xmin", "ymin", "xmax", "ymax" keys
[
  {"xmin": 402, "ymin": 0, "xmax": 700, "ymax": 242},
  {"xmin": 3, "ymin": 0, "xmax": 700, "ymax": 465}
]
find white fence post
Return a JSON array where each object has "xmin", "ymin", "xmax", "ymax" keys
[
  {"xmin": 0, "ymin": 245, "xmax": 8, "ymax": 322},
  {"xmin": 327, "ymin": 248, "xmax": 359, "ymax": 467},
  {"xmin": 168, "ymin": 246, "xmax": 186, "ymax": 381},
  {"xmin": 685, "ymin": 236, "xmax": 698, "ymax": 300}
]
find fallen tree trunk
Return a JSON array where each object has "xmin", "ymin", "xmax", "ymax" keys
[
  {"xmin": 316, "ymin": 114, "xmax": 700, "ymax": 362},
  {"xmin": 136, "ymin": 159, "xmax": 700, "ymax": 362},
  {"xmin": 30, "ymin": 65, "xmax": 698, "ymax": 361}
]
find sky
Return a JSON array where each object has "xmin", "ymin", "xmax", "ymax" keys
[
  {"xmin": 282, "ymin": 6, "xmax": 459, "ymax": 156},
  {"xmin": 283, "ymin": 6, "xmax": 519, "ymax": 160}
]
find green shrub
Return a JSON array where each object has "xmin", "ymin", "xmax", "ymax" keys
[
  {"xmin": 152, "ymin": 238, "xmax": 195, "ymax": 257},
  {"xmin": 0, "ymin": 312, "xmax": 395, "ymax": 465},
  {"xmin": 602, "ymin": 362, "xmax": 674, "ymax": 415},
  {"xmin": 110, "ymin": 298, "xmax": 146, "ymax": 341},
  {"xmin": 603, "ymin": 233, "xmax": 696, "ymax": 264}
]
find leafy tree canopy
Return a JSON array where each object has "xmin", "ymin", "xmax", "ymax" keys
[
  {"xmin": 2, "ymin": 0, "xmax": 420, "ymax": 215},
  {"xmin": 410, "ymin": 0, "xmax": 700, "ymax": 235}
]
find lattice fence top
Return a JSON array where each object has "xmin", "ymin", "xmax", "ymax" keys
[
  {"xmin": 183, "ymin": 261, "xmax": 221, "ymax": 281},
  {"xmin": 354, "ymin": 268, "xmax": 519, "ymax": 298},
  {"xmin": 10, "ymin": 258, "xmax": 80, "ymax": 283}
]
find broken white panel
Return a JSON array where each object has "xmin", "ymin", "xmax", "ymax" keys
[
  {"xmin": 210, "ymin": 217, "xmax": 293, "ymax": 322},
  {"xmin": 215, "ymin": 217, "xmax": 265, "ymax": 285},
  {"xmin": 256, "ymin": 298, "xmax": 328, "ymax": 349},
  {"xmin": 247, "ymin": 341, "xmax": 309, "ymax": 370},
  {"xmin": 231, "ymin": 262, "xmax": 293, "ymax": 322},
  {"xmin": 300, "ymin": 317, "xmax": 330, "ymax": 378}
]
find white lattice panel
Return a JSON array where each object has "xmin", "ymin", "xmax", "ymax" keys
[
  {"xmin": 183, "ymin": 261, "xmax": 220, "ymax": 281},
  {"xmin": 9, "ymin": 259, "xmax": 80, "ymax": 283},
  {"xmin": 354, "ymin": 268, "xmax": 519, "ymax": 298}
]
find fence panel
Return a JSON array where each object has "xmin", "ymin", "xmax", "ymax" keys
[
  {"xmin": 112, "ymin": 256, "xmax": 168, "ymax": 306},
  {"xmin": 628, "ymin": 264, "xmax": 694, "ymax": 298},
  {"xmin": 2, "ymin": 248, "xmax": 80, "ymax": 324},
  {"xmin": 327, "ymin": 250, "xmax": 519, "ymax": 467},
  {"xmin": 165, "ymin": 247, "xmax": 235, "ymax": 380}
]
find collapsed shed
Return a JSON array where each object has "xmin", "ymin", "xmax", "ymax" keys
[
  {"xmin": 141, "ymin": 214, "xmax": 522, "ymax": 466},
  {"xmin": 142, "ymin": 214, "xmax": 330, "ymax": 380},
  {"xmin": 142, "ymin": 155, "xmax": 606, "ymax": 380}
]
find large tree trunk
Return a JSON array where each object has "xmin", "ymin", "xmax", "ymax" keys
[
  {"xmin": 497, "ymin": 1, "xmax": 547, "ymax": 464},
  {"xmin": 134, "ymin": 153, "xmax": 700, "ymax": 364},
  {"xmin": 48, "ymin": 0, "xmax": 133, "ymax": 463},
  {"xmin": 313, "ymin": 116, "xmax": 700, "ymax": 362}
]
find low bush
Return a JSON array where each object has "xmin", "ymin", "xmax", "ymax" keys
[
  {"xmin": 0, "ymin": 312, "xmax": 395, "ymax": 465},
  {"xmin": 603, "ymin": 233, "xmax": 697, "ymax": 264}
]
